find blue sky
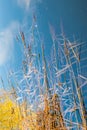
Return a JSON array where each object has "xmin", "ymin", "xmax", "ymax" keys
[{"xmin": 0, "ymin": 0, "xmax": 87, "ymax": 88}]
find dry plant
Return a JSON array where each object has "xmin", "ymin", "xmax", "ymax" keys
[{"xmin": 0, "ymin": 15, "xmax": 87, "ymax": 130}]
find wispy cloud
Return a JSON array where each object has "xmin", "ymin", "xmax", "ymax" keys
[
  {"xmin": 0, "ymin": 22, "xmax": 19, "ymax": 66},
  {"xmin": 17, "ymin": 0, "xmax": 42, "ymax": 11},
  {"xmin": 17, "ymin": 0, "xmax": 31, "ymax": 11}
]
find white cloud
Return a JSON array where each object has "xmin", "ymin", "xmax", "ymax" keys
[
  {"xmin": 0, "ymin": 22, "xmax": 19, "ymax": 66},
  {"xmin": 17, "ymin": 0, "xmax": 31, "ymax": 11},
  {"xmin": 17, "ymin": 0, "xmax": 42, "ymax": 11}
]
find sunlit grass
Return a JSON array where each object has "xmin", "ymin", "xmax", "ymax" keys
[{"xmin": 0, "ymin": 17, "xmax": 87, "ymax": 130}]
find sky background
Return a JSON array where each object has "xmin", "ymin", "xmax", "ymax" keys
[{"xmin": 0, "ymin": 0, "xmax": 87, "ymax": 88}]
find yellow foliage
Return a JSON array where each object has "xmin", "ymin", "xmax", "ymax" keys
[
  {"xmin": 0, "ymin": 91, "xmax": 37, "ymax": 130},
  {"xmin": 0, "ymin": 96, "xmax": 21, "ymax": 130}
]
